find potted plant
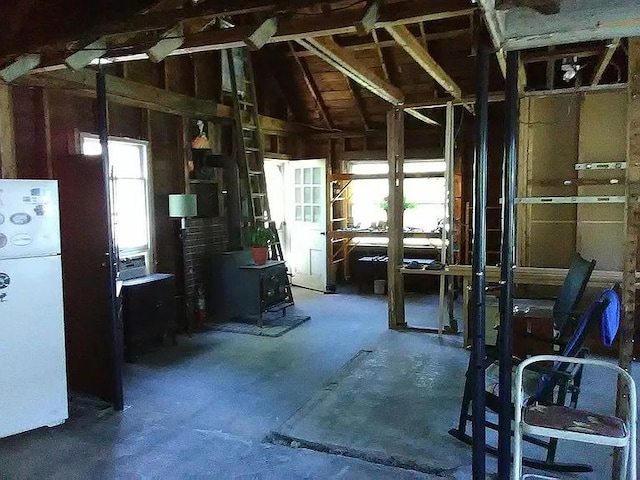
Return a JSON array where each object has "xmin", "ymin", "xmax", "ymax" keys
[{"xmin": 249, "ymin": 226, "xmax": 275, "ymax": 265}]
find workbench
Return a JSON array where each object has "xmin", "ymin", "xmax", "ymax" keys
[{"xmin": 401, "ymin": 264, "xmax": 629, "ymax": 345}]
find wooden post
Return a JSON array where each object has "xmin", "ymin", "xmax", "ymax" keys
[
  {"xmin": 614, "ymin": 37, "xmax": 640, "ymax": 478},
  {"xmin": 387, "ymin": 108, "xmax": 405, "ymax": 328},
  {"xmin": 0, "ymin": 83, "xmax": 17, "ymax": 178}
]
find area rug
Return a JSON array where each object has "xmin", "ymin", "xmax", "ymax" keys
[{"xmin": 212, "ymin": 314, "xmax": 311, "ymax": 337}]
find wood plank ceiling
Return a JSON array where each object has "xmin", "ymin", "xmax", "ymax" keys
[{"xmin": 0, "ymin": 0, "xmax": 628, "ymax": 133}]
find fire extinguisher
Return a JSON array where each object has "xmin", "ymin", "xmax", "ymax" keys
[{"xmin": 195, "ymin": 285, "xmax": 206, "ymax": 327}]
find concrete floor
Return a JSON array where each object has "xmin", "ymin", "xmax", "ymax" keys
[{"xmin": 0, "ymin": 287, "xmax": 637, "ymax": 479}]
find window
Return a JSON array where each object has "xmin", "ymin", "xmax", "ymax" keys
[
  {"xmin": 348, "ymin": 160, "xmax": 446, "ymax": 246},
  {"xmin": 294, "ymin": 166, "xmax": 323, "ymax": 223},
  {"xmin": 80, "ymin": 135, "xmax": 152, "ymax": 260}
]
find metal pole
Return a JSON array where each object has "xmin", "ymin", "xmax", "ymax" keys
[
  {"xmin": 96, "ymin": 67, "xmax": 124, "ymax": 411},
  {"xmin": 471, "ymin": 40, "xmax": 490, "ymax": 480},
  {"xmin": 498, "ymin": 49, "xmax": 520, "ymax": 478}
]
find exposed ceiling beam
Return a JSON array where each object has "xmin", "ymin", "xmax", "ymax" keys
[
  {"xmin": 246, "ymin": 17, "xmax": 279, "ymax": 50},
  {"xmin": 591, "ymin": 38, "xmax": 621, "ymax": 86},
  {"xmin": 405, "ymin": 92, "xmax": 506, "ymax": 109},
  {"xmin": 404, "ymin": 108, "xmax": 441, "ymax": 126},
  {"xmin": 384, "ymin": 24, "xmax": 470, "ymax": 112},
  {"xmin": 298, "ymin": 36, "xmax": 404, "ymax": 105},
  {"xmin": 23, "ymin": 68, "xmax": 306, "ymax": 134},
  {"xmin": 355, "ymin": 0, "xmax": 381, "ymax": 36},
  {"xmin": 296, "ymin": 35, "xmax": 439, "ymax": 126},
  {"xmin": 288, "ymin": 42, "xmax": 334, "ymax": 130},
  {"xmin": 0, "ymin": 54, "xmax": 41, "ymax": 82},
  {"xmin": 65, "ymin": 38, "xmax": 108, "ymax": 71},
  {"xmin": 288, "ymin": 28, "xmax": 471, "ymax": 57},
  {"xmin": 521, "ymin": 46, "xmax": 603, "ymax": 63},
  {"xmin": 27, "ymin": 0, "xmax": 475, "ymax": 72},
  {"xmin": 147, "ymin": 23, "xmax": 185, "ymax": 62}
]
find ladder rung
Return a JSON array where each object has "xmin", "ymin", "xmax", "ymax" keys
[
  {"xmin": 249, "ymin": 170, "xmax": 263, "ymax": 175},
  {"xmin": 252, "ymin": 193, "xmax": 267, "ymax": 197},
  {"xmin": 239, "ymin": 100, "xmax": 254, "ymax": 107},
  {"xmin": 246, "ymin": 147, "xmax": 260, "ymax": 152},
  {"xmin": 255, "ymin": 216, "xmax": 269, "ymax": 221},
  {"xmin": 243, "ymin": 125, "xmax": 258, "ymax": 131}
]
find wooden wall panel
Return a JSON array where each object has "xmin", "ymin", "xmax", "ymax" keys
[
  {"xmin": 108, "ymin": 102, "xmax": 146, "ymax": 140},
  {"xmin": 11, "ymin": 86, "xmax": 47, "ymax": 179},
  {"xmin": 148, "ymin": 110, "xmax": 183, "ymax": 277},
  {"xmin": 192, "ymin": 52, "xmax": 222, "ymax": 101},
  {"xmin": 123, "ymin": 60, "xmax": 164, "ymax": 89},
  {"xmin": 164, "ymin": 56, "xmax": 195, "ymax": 97}
]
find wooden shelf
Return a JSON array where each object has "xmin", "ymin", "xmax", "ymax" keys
[
  {"xmin": 330, "ymin": 230, "xmax": 441, "ymax": 239},
  {"xmin": 330, "ymin": 172, "xmax": 443, "ymax": 181}
]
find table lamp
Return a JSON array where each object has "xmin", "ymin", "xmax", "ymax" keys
[{"xmin": 169, "ymin": 194, "xmax": 197, "ymax": 230}]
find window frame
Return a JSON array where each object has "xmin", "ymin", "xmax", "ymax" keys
[
  {"xmin": 346, "ymin": 159, "xmax": 447, "ymax": 248},
  {"xmin": 79, "ymin": 133, "xmax": 154, "ymax": 270}
]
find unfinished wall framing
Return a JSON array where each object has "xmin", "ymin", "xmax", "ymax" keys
[{"xmin": 517, "ymin": 89, "xmax": 627, "ymax": 271}]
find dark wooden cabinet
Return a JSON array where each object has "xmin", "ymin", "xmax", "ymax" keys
[{"xmin": 121, "ymin": 273, "xmax": 176, "ymax": 361}]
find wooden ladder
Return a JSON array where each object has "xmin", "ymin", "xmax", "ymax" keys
[
  {"xmin": 227, "ymin": 48, "xmax": 294, "ymax": 306},
  {"xmin": 226, "ymin": 48, "xmax": 270, "ymax": 230}
]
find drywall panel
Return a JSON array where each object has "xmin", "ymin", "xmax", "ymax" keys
[
  {"xmin": 521, "ymin": 95, "xmax": 579, "ymax": 267},
  {"xmin": 529, "ymin": 222, "xmax": 577, "ymax": 268},
  {"xmin": 578, "ymin": 91, "xmax": 627, "ymax": 164},
  {"xmin": 577, "ymin": 223, "xmax": 624, "ymax": 271},
  {"xmin": 577, "ymin": 90, "xmax": 627, "ymax": 271}
]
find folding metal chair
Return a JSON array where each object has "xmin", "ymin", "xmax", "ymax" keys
[
  {"xmin": 513, "ymin": 355, "xmax": 636, "ymax": 480},
  {"xmin": 449, "ymin": 286, "xmax": 618, "ymax": 473}
]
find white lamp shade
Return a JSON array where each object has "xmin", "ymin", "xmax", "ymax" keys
[{"xmin": 169, "ymin": 194, "xmax": 197, "ymax": 218}]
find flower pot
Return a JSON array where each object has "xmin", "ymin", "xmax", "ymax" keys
[{"xmin": 251, "ymin": 246, "xmax": 268, "ymax": 265}]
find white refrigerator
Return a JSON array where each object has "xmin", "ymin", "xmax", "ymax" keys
[{"xmin": 0, "ymin": 179, "xmax": 68, "ymax": 438}]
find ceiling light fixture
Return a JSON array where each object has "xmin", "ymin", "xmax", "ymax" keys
[{"xmin": 561, "ymin": 56, "xmax": 582, "ymax": 82}]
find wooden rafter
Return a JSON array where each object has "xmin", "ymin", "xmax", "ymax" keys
[
  {"xmin": 522, "ymin": 46, "xmax": 603, "ymax": 64},
  {"xmin": 591, "ymin": 38, "xmax": 621, "ymax": 86},
  {"xmin": 297, "ymin": 35, "xmax": 439, "ymax": 126},
  {"xmin": 385, "ymin": 24, "xmax": 470, "ymax": 111},
  {"xmin": 288, "ymin": 42, "xmax": 334, "ymax": 129},
  {"xmin": 298, "ymin": 36, "xmax": 404, "ymax": 105},
  {"xmin": 371, "ymin": 29, "xmax": 392, "ymax": 82},
  {"xmin": 27, "ymin": 0, "xmax": 475, "ymax": 72},
  {"xmin": 346, "ymin": 78, "xmax": 370, "ymax": 130},
  {"xmin": 288, "ymin": 29, "xmax": 470, "ymax": 57}
]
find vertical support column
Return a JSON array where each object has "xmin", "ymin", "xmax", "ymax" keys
[
  {"xmin": 441, "ymin": 101, "xmax": 457, "ymax": 335},
  {"xmin": 614, "ymin": 37, "xmax": 640, "ymax": 478},
  {"xmin": 498, "ymin": 49, "xmax": 520, "ymax": 479},
  {"xmin": 96, "ymin": 68, "xmax": 124, "ymax": 411},
  {"xmin": 387, "ymin": 108, "xmax": 405, "ymax": 329},
  {"xmin": 471, "ymin": 40, "xmax": 490, "ymax": 480},
  {"xmin": 0, "ymin": 83, "xmax": 17, "ymax": 178}
]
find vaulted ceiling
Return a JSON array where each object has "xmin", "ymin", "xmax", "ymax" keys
[{"xmin": 0, "ymin": 0, "xmax": 630, "ymax": 133}]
